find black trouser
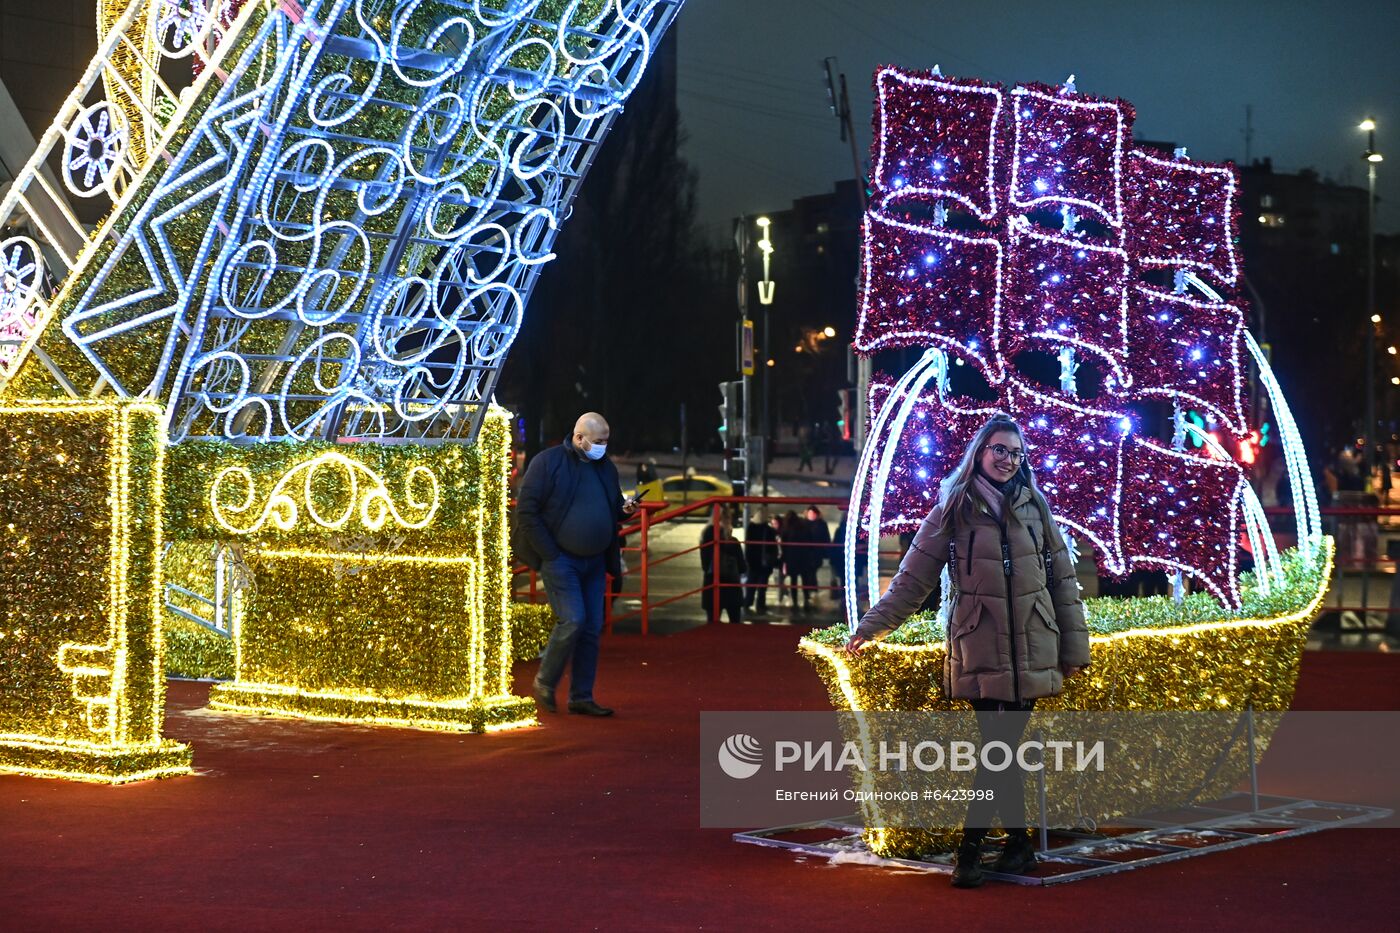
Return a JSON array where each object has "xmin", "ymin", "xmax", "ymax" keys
[
  {"xmin": 783, "ymin": 567, "xmax": 800, "ymax": 604},
  {"xmin": 963, "ymin": 697, "xmax": 1036, "ymax": 843},
  {"xmin": 703, "ymin": 578, "xmax": 744, "ymax": 624},
  {"xmin": 748, "ymin": 565, "xmax": 772, "ymax": 611}
]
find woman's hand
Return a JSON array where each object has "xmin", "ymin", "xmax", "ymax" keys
[
  {"xmin": 844, "ymin": 633, "xmax": 874, "ymax": 656},
  {"xmin": 1063, "ymin": 665, "xmax": 1088, "ymax": 679}
]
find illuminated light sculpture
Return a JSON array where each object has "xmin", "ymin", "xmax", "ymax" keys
[
  {"xmin": 1008, "ymin": 81, "xmax": 1132, "ymax": 228},
  {"xmin": 3, "ymin": 0, "xmax": 686, "ymax": 448},
  {"xmin": 208, "ymin": 450, "xmax": 441, "ymax": 535},
  {"xmin": 848, "ymin": 66, "xmax": 1315, "ymax": 614},
  {"xmin": 173, "ymin": 408, "xmax": 526, "ymax": 732},
  {"xmin": 871, "ymin": 67, "xmax": 1004, "ymax": 220},
  {"xmin": 854, "ymin": 213, "xmax": 1004, "ymax": 377},
  {"xmin": 1007, "ymin": 381, "xmax": 1131, "ymax": 574},
  {"xmin": 806, "ymin": 541, "xmax": 1335, "ymax": 857},
  {"xmin": 1125, "ymin": 149, "xmax": 1241, "ymax": 287},
  {"xmin": 819, "ymin": 67, "xmax": 1330, "ymax": 856},
  {"xmin": 1002, "ymin": 217, "xmax": 1130, "ymax": 380},
  {"xmin": 1124, "ymin": 284, "xmax": 1246, "ymax": 435},
  {"xmin": 0, "ymin": 0, "xmax": 683, "ymax": 771},
  {"xmin": 0, "ymin": 401, "xmax": 192, "ymax": 783}
]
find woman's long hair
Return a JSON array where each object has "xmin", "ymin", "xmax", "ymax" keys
[{"xmin": 937, "ymin": 414, "xmax": 1048, "ymax": 533}]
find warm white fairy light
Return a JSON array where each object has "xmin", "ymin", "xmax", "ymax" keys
[{"xmin": 209, "ymin": 450, "xmax": 440, "ymax": 535}]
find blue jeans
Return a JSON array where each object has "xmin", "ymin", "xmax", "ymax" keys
[{"xmin": 535, "ymin": 552, "xmax": 607, "ymax": 702}]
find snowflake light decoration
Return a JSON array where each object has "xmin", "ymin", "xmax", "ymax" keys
[
  {"xmin": 156, "ymin": 0, "xmax": 213, "ymax": 53},
  {"xmin": 63, "ymin": 103, "xmax": 129, "ymax": 198},
  {"xmin": 0, "ymin": 236, "xmax": 43, "ymax": 370}
]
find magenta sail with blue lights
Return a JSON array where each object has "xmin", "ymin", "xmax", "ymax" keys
[{"xmin": 847, "ymin": 66, "xmax": 1275, "ymax": 611}]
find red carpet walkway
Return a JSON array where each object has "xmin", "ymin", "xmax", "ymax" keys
[{"xmin": 2, "ymin": 626, "xmax": 1397, "ymax": 931}]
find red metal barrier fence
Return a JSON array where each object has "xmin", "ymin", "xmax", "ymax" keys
[{"xmin": 512, "ymin": 500, "xmax": 1400, "ymax": 634}]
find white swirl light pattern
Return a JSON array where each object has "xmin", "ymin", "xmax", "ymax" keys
[
  {"xmin": 37, "ymin": 0, "xmax": 683, "ymax": 445},
  {"xmin": 209, "ymin": 450, "xmax": 440, "ymax": 535}
]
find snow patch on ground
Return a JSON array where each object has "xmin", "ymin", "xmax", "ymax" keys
[{"xmin": 822, "ymin": 849, "xmax": 943, "ymax": 873}]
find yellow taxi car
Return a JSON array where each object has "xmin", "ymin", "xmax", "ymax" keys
[{"xmin": 628, "ymin": 473, "xmax": 733, "ymax": 509}]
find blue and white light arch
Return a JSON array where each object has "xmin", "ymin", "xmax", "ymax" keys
[{"xmin": 2, "ymin": 0, "xmax": 682, "ymax": 445}]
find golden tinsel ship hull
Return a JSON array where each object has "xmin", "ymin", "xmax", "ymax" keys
[{"xmin": 799, "ymin": 539, "xmax": 1334, "ymax": 857}]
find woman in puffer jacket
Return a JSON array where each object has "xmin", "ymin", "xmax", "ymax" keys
[{"xmin": 845, "ymin": 414, "xmax": 1091, "ymax": 888}]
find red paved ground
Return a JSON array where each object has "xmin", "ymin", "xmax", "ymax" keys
[{"xmin": 1, "ymin": 626, "xmax": 1397, "ymax": 931}]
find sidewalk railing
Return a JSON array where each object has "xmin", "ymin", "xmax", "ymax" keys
[
  {"xmin": 512, "ymin": 500, "xmax": 1400, "ymax": 634},
  {"xmin": 1269, "ymin": 504, "xmax": 1400, "ymax": 620},
  {"xmin": 513, "ymin": 495, "xmax": 877, "ymax": 634}
]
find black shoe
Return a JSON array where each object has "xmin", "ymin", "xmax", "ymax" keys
[
  {"xmin": 951, "ymin": 840, "xmax": 984, "ymax": 888},
  {"xmin": 532, "ymin": 680, "xmax": 556, "ymax": 714},
  {"xmin": 567, "ymin": 699, "xmax": 614, "ymax": 716},
  {"xmin": 991, "ymin": 830, "xmax": 1037, "ymax": 874}
]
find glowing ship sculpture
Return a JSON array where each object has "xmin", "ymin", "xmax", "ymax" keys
[{"xmin": 803, "ymin": 67, "xmax": 1332, "ymax": 857}]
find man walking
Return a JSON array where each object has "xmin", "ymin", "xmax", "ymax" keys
[{"xmin": 515, "ymin": 412, "xmax": 636, "ymax": 717}]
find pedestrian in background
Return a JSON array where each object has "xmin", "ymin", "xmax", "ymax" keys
[
  {"xmin": 802, "ymin": 505, "xmax": 831, "ymax": 609},
  {"xmin": 744, "ymin": 509, "xmax": 777, "ymax": 615},
  {"xmin": 701, "ymin": 510, "xmax": 747, "ymax": 624},
  {"xmin": 780, "ymin": 509, "xmax": 806, "ymax": 607},
  {"xmin": 797, "ymin": 426, "xmax": 815, "ymax": 473},
  {"xmin": 831, "ymin": 513, "xmax": 868, "ymax": 608},
  {"xmin": 770, "ymin": 514, "xmax": 789, "ymax": 606},
  {"xmin": 514, "ymin": 412, "xmax": 636, "ymax": 718}
]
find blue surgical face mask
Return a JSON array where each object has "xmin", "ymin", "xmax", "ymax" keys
[{"xmin": 583, "ymin": 442, "xmax": 607, "ymax": 461}]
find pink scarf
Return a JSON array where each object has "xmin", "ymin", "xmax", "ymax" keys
[{"xmin": 973, "ymin": 473, "xmax": 1007, "ymax": 521}]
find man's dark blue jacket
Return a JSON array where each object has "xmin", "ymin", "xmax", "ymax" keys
[{"xmin": 513, "ymin": 437, "xmax": 624, "ymax": 576}]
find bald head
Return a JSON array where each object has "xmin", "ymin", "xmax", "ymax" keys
[{"xmin": 573, "ymin": 412, "xmax": 610, "ymax": 457}]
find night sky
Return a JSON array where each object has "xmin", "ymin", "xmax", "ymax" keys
[{"xmin": 676, "ymin": 0, "xmax": 1399, "ymax": 237}]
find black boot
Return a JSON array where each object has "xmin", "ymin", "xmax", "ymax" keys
[
  {"xmin": 951, "ymin": 836, "xmax": 985, "ymax": 888},
  {"xmin": 991, "ymin": 829, "xmax": 1037, "ymax": 875}
]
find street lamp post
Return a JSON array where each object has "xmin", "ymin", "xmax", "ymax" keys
[
  {"xmin": 756, "ymin": 216, "xmax": 776, "ymax": 498},
  {"xmin": 1361, "ymin": 118, "xmax": 1384, "ymax": 470},
  {"xmin": 823, "ymin": 57, "xmax": 871, "ymax": 454}
]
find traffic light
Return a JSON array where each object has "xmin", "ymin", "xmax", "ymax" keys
[
  {"xmin": 1240, "ymin": 429, "xmax": 1262, "ymax": 465},
  {"xmin": 836, "ymin": 388, "xmax": 853, "ymax": 441},
  {"xmin": 717, "ymin": 380, "xmax": 741, "ymax": 447}
]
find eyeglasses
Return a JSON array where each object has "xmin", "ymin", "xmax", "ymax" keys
[{"xmin": 983, "ymin": 443, "xmax": 1025, "ymax": 464}]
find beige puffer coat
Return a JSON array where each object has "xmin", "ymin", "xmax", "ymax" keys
[{"xmin": 855, "ymin": 478, "xmax": 1089, "ymax": 702}]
